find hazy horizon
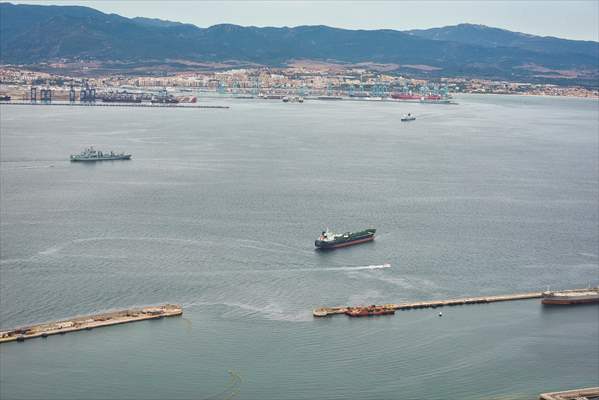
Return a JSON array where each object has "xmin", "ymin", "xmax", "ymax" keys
[{"xmin": 11, "ymin": 0, "xmax": 599, "ymax": 42}]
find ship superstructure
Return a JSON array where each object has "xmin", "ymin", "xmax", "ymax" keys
[
  {"xmin": 315, "ymin": 228, "xmax": 376, "ymax": 249},
  {"xmin": 70, "ymin": 147, "xmax": 131, "ymax": 162}
]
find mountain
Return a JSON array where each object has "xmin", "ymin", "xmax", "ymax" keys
[
  {"xmin": 131, "ymin": 17, "xmax": 191, "ymax": 29},
  {"xmin": 406, "ymin": 23, "xmax": 598, "ymax": 56},
  {"xmin": 1, "ymin": 3, "xmax": 597, "ymax": 84}
]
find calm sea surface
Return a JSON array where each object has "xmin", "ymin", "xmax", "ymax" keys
[{"xmin": 1, "ymin": 95, "xmax": 598, "ymax": 399}]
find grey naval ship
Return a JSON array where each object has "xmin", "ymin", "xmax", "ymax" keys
[{"xmin": 70, "ymin": 147, "xmax": 131, "ymax": 162}]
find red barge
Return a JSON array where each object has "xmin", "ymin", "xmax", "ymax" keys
[{"xmin": 345, "ymin": 305, "xmax": 395, "ymax": 317}]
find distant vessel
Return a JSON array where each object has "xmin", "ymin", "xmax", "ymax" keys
[
  {"xmin": 315, "ymin": 228, "xmax": 376, "ymax": 249},
  {"xmin": 0, "ymin": 95, "xmax": 11, "ymax": 101},
  {"xmin": 541, "ymin": 288, "xmax": 599, "ymax": 305},
  {"xmin": 345, "ymin": 305, "xmax": 395, "ymax": 317},
  {"xmin": 282, "ymin": 96, "xmax": 304, "ymax": 103},
  {"xmin": 100, "ymin": 91, "xmax": 142, "ymax": 103},
  {"xmin": 317, "ymin": 96, "xmax": 343, "ymax": 101},
  {"xmin": 391, "ymin": 92, "xmax": 421, "ymax": 101},
  {"xmin": 262, "ymin": 94, "xmax": 284, "ymax": 100},
  {"xmin": 401, "ymin": 113, "xmax": 416, "ymax": 121},
  {"xmin": 151, "ymin": 96, "xmax": 179, "ymax": 104},
  {"xmin": 70, "ymin": 147, "xmax": 131, "ymax": 162},
  {"xmin": 391, "ymin": 92, "xmax": 452, "ymax": 104}
]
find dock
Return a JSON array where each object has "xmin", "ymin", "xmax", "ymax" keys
[
  {"xmin": 313, "ymin": 288, "xmax": 595, "ymax": 317},
  {"xmin": 539, "ymin": 387, "xmax": 599, "ymax": 400},
  {"xmin": 0, "ymin": 304, "xmax": 182, "ymax": 343},
  {"xmin": 0, "ymin": 101, "xmax": 228, "ymax": 109}
]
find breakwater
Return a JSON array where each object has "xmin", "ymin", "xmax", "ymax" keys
[
  {"xmin": 539, "ymin": 387, "xmax": 599, "ymax": 400},
  {"xmin": 313, "ymin": 288, "xmax": 595, "ymax": 317},
  {"xmin": 0, "ymin": 304, "xmax": 182, "ymax": 343}
]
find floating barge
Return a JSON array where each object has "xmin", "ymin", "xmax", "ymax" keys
[
  {"xmin": 313, "ymin": 288, "xmax": 597, "ymax": 317},
  {"xmin": 539, "ymin": 387, "xmax": 599, "ymax": 400},
  {"xmin": 542, "ymin": 288, "xmax": 599, "ymax": 305},
  {"xmin": 0, "ymin": 304, "xmax": 182, "ymax": 343}
]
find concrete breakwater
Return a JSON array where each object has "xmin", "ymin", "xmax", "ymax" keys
[
  {"xmin": 0, "ymin": 304, "xmax": 182, "ymax": 343},
  {"xmin": 539, "ymin": 387, "xmax": 599, "ymax": 400},
  {"xmin": 313, "ymin": 288, "xmax": 595, "ymax": 317}
]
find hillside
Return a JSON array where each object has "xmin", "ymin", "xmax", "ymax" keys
[{"xmin": 1, "ymin": 3, "xmax": 597, "ymax": 83}]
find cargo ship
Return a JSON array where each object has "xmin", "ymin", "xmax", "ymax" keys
[
  {"xmin": 70, "ymin": 147, "xmax": 131, "ymax": 162},
  {"xmin": 345, "ymin": 305, "xmax": 395, "ymax": 317},
  {"xmin": 391, "ymin": 92, "xmax": 452, "ymax": 104},
  {"xmin": 151, "ymin": 96, "xmax": 179, "ymax": 104},
  {"xmin": 100, "ymin": 91, "xmax": 142, "ymax": 103},
  {"xmin": 317, "ymin": 96, "xmax": 343, "ymax": 101},
  {"xmin": 541, "ymin": 288, "xmax": 599, "ymax": 305},
  {"xmin": 315, "ymin": 228, "xmax": 376, "ymax": 249},
  {"xmin": 391, "ymin": 92, "xmax": 421, "ymax": 101}
]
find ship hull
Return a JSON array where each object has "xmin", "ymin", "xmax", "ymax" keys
[
  {"xmin": 71, "ymin": 155, "xmax": 131, "ymax": 162},
  {"xmin": 315, "ymin": 231, "xmax": 375, "ymax": 250},
  {"xmin": 542, "ymin": 296, "xmax": 599, "ymax": 305}
]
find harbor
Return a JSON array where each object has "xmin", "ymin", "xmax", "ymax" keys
[
  {"xmin": 0, "ymin": 100, "xmax": 229, "ymax": 109},
  {"xmin": 313, "ymin": 287, "xmax": 598, "ymax": 317},
  {"xmin": 0, "ymin": 304, "xmax": 182, "ymax": 343},
  {"xmin": 1, "ymin": 93, "xmax": 597, "ymax": 399}
]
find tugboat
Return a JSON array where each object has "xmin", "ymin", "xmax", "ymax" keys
[
  {"xmin": 70, "ymin": 147, "xmax": 131, "ymax": 162},
  {"xmin": 401, "ymin": 113, "xmax": 416, "ymax": 121},
  {"xmin": 345, "ymin": 305, "xmax": 395, "ymax": 317},
  {"xmin": 315, "ymin": 228, "xmax": 376, "ymax": 249}
]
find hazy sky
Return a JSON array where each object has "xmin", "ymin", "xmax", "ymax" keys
[{"xmin": 16, "ymin": 1, "xmax": 599, "ymax": 41}]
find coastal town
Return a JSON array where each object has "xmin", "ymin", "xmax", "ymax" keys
[{"xmin": 1, "ymin": 65, "xmax": 597, "ymax": 101}]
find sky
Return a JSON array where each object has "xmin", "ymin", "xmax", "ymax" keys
[{"xmin": 15, "ymin": 0, "xmax": 599, "ymax": 41}]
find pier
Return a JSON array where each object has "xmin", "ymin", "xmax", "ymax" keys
[
  {"xmin": 539, "ymin": 387, "xmax": 599, "ymax": 400},
  {"xmin": 313, "ymin": 288, "xmax": 594, "ymax": 317},
  {"xmin": 0, "ymin": 304, "xmax": 182, "ymax": 343},
  {"xmin": 0, "ymin": 101, "xmax": 228, "ymax": 109}
]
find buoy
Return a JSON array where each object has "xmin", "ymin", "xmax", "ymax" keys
[{"xmin": 438, "ymin": 312, "xmax": 443, "ymax": 317}]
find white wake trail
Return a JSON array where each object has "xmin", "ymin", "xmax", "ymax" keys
[{"xmin": 319, "ymin": 263, "xmax": 391, "ymax": 272}]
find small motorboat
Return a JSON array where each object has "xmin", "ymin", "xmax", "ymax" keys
[{"xmin": 401, "ymin": 113, "xmax": 416, "ymax": 122}]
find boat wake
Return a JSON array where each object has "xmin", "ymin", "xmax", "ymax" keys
[
  {"xmin": 2, "ymin": 164, "xmax": 56, "ymax": 170},
  {"xmin": 213, "ymin": 263, "xmax": 393, "ymax": 274},
  {"xmin": 320, "ymin": 263, "xmax": 391, "ymax": 272}
]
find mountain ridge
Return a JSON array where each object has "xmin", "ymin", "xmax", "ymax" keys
[{"xmin": 1, "ymin": 2, "xmax": 597, "ymax": 84}]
